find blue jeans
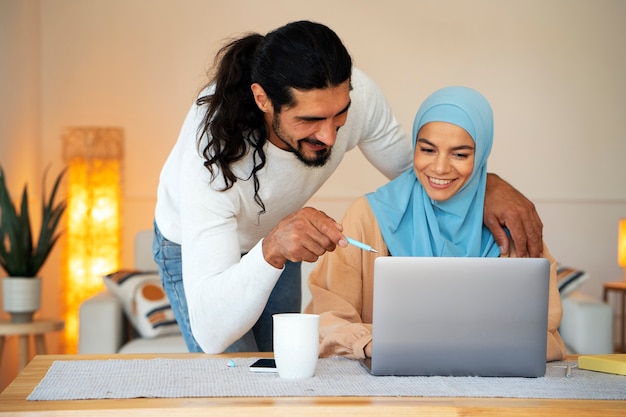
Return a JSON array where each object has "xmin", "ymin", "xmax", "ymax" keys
[{"xmin": 152, "ymin": 222, "xmax": 302, "ymax": 352}]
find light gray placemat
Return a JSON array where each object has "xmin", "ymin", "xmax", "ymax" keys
[{"xmin": 27, "ymin": 357, "xmax": 626, "ymax": 401}]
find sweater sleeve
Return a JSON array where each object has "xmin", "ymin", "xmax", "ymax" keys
[
  {"xmin": 177, "ymin": 142, "xmax": 284, "ymax": 354},
  {"xmin": 304, "ymin": 197, "xmax": 385, "ymax": 359},
  {"xmin": 509, "ymin": 241, "xmax": 566, "ymax": 361},
  {"xmin": 543, "ymin": 244, "xmax": 567, "ymax": 361},
  {"xmin": 350, "ymin": 68, "xmax": 413, "ymax": 180}
]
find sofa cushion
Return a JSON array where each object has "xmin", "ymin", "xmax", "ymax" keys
[
  {"xmin": 556, "ymin": 264, "xmax": 589, "ymax": 297},
  {"xmin": 103, "ymin": 269, "xmax": 181, "ymax": 338}
]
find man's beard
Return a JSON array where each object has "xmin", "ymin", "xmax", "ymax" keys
[{"xmin": 272, "ymin": 116, "xmax": 332, "ymax": 167}]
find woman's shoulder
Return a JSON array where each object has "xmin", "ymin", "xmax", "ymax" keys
[
  {"xmin": 342, "ymin": 197, "xmax": 381, "ymax": 237},
  {"xmin": 344, "ymin": 196, "xmax": 374, "ymax": 219}
]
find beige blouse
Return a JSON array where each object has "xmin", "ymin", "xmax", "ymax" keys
[{"xmin": 304, "ymin": 196, "xmax": 566, "ymax": 362}]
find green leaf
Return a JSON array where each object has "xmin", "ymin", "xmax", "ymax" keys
[{"xmin": 0, "ymin": 165, "xmax": 66, "ymax": 277}]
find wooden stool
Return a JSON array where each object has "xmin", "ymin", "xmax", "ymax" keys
[{"xmin": 0, "ymin": 319, "xmax": 64, "ymax": 372}]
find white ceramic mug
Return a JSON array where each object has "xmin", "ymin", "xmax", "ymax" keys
[{"xmin": 272, "ymin": 313, "xmax": 320, "ymax": 379}]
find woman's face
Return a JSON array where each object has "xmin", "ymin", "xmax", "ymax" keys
[{"xmin": 413, "ymin": 121, "xmax": 475, "ymax": 201}]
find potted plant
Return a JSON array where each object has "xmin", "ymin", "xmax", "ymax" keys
[{"xmin": 0, "ymin": 165, "xmax": 66, "ymax": 323}]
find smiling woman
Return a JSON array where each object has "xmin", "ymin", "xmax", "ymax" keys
[{"xmin": 305, "ymin": 86, "xmax": 566, "ymax": 362}]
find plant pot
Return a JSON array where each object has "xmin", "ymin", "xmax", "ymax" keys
[{"xmin": 2, "ymin": 277, "xmax": 42, "ymax": 323}]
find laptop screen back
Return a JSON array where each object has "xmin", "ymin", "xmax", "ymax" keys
[{"xmin": 366, "ymin": 256, "xmax": 550, "ymax": 377}]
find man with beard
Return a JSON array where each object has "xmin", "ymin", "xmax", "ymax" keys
[{"xmin": 153, "ymin": 21, "xmax": 544, "ymax": 354}]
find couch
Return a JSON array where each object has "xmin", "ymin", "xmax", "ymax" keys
[
  {"xmin": 78, "ymin": 230, "xmax": 318, "ymax": 354},
  {"xmin": 553, "ymin": 265, "xmax": 614, "ymax": 354},
  {"xmin": 78, "ymin": 230, "xmax": 187, "ymax": 354},
  {"xmin": 560, "ymin": 291, "xmax": 613, "ymax": 354},
  {"xmin": 79, "ymin": 230, "xmax": 614, "ymax": 355}
]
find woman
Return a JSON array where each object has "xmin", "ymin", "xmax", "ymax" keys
[{"xmin": 305, "ymin": 86, "xmax": 566, "ymax": 361}]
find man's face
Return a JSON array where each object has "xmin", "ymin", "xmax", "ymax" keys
[{"xmin": 263, "ymin": 81, "xmax": 351, "ymax": 167}]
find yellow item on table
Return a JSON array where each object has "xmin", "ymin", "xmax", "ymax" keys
[{"xmin": 578, "ymin": 354, "xmax": 626, "ymax": 376}]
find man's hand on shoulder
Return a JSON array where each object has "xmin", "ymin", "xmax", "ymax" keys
[{"xmin": 484, "ymin": 174, "xmax": 543, "ymax": 258}]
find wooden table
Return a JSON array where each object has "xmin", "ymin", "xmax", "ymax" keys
[
  {"xmin": 0, "ymin": 319, "xmax": 64, "ymax": 372},
  {"xmin": 0, "ymin": 353, "xmax": 625, "ymax": 416},
  {"xmin": 603, "ymin": 281, "xmax": 626, "ymax": 352}
]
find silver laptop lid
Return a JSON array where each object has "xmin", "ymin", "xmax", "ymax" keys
[{"xmin": 368, "ymin": 256, "xmax": 550, "ymax": 377}]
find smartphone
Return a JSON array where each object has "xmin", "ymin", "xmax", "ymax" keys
[{"xmin": 249, "ymin": 358, "xmax": 277, "ymax": 373}]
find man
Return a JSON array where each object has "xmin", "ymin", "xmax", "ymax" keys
[{"xmin": 154, "ymin": 20, "xmax": 542, "ymax": 353}]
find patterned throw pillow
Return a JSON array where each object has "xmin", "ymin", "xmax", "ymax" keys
[
  {"xmin": 556, "ymin": 264, "xmax": 589, "ymax": 297},
  {"xmin": 103, "ymin": 270, "xmax": 180, "ymax": 338}
]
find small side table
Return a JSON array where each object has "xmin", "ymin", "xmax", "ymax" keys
[
  {"xmin": 0, "ymin": 319, "xmax": 64, "ymax": 372},
  {"xmin": 603, "ymin": 281, "xmax": 626, "ymax": 353}
]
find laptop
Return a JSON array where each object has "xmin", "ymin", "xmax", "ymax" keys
[{"xmin": 361, "ymin": 256, "xmax": 550, "ymax": 377}]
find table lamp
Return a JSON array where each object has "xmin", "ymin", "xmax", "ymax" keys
[{"xmin": 617, "ymin": 218, "xmax": 626, "ymax": 282}]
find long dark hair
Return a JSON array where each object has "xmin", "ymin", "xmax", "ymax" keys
[{"xmin": 196, "ymin": 21, "xmax": 352, "ymax": 213}]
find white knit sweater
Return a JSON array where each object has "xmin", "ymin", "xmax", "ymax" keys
[{"xmin": 154, "ymin": 68, "xmax": 412, "ymax": 353}]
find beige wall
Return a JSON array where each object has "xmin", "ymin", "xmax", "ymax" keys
[
  {"xmin": 0, "ymin": 0, "xmax": 47, "ymax": 391},
  {"xmin": 0, "ymin": 0, "xmax": 41, "ymax": 189},
  {"xmin": 1, "ymin": 0, "xmax": 625, "ymax": 388}
]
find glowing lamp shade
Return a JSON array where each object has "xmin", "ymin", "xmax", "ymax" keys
[
  {"xmin": 617, "ymin": 219, "xmax": 626, "ymax": 281},
  {"xmin": 62, "ymin": 127, "xmax": 123, "ymax": 353}
]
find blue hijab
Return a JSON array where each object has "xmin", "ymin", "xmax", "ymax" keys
[{"xmin": 366, "ymin": 86, "xmax": 499, "ymax": 257}]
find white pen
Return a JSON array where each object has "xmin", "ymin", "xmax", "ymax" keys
[{"xmin": 346, "ymin": 237, "xmax": 378, "ymax": 253}]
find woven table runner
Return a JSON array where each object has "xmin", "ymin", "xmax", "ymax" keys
[{"xmin": 27, "ymin": 357, "xmax": 625, "ymax": 401}]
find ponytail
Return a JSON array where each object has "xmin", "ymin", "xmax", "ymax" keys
[{"xmin": 196, "ymin": 33, "xmax": 268, "ymax": 214}]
